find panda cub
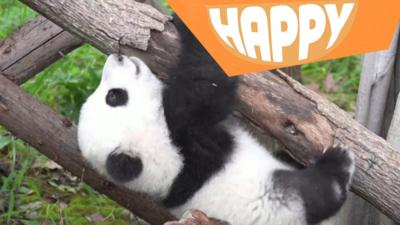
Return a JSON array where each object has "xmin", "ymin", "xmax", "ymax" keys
[{"xmin": 78, "ymin": 17, "xmax": 355, "ymax": 225}]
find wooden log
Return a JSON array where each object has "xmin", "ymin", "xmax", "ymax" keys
[
  {"xmin": 19, "ymin": 0, "xmax": 180, "ymax": 79},
  {"xmin": 19, "ymin": 0, "xmax": 170, "ymax": 52},
  {"xmin": 0, "ymin": 16, "xmax": 82, "ymax": 85},
  {"xmin": 277, "ymin": 66, "xmax": 302, "ymax": 83},
  {"xmin": 0, "ymin": 73, "xmax": 175, "ymax": 224},
  {"xmin": 16, "ymin": 0, "xmax": 400, "ymax": 222}
]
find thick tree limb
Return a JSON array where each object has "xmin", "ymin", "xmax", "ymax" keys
[
  {"xmin": 19, "ymin": 0, "xmax": 170, "ymax": 52},
  {"xmin": 18, "ymin": 0, "xmax": 180, "ymax": 79},
  {"xmin": 0, "ymin": 16, "xmax": 82, "ymax": 84},
  {"xmin": 14, "ymin": 0, "xmax": 400, "ymax": 223},
  {"xmin": 0, "ymin": 73, "xmax": 175, "ymax": 224}
]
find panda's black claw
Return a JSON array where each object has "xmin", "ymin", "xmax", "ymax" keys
[{"xmin": 315, "ymin": 146, "xmax": 355, "ymax": 189}]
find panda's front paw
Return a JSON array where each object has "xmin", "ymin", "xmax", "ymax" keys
[
  {"xmin": 298, "ymin": 146, "xmax": 356, "ymax": 224},
  {"xmin": 316, "ymin": 146, "xmax": 355, "ymax": 190},
  {"xmin": 106, "ymin": 152, "xmax": 143, "ymax": 183}
]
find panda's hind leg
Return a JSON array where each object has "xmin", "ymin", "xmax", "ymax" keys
[{"xmin": 273, "ymin": 147, "xmax": 355, "ymax": 224}]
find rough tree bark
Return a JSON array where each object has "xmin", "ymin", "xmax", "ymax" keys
[
  {"xmin": 10, "ymin": 0, "xmax": 400, "ymax": 223},
  {"xmin": 19, "ymin": 0, "xmax": 180, "ymax": 79},
  {"xmin": 0, "ymin": 15, "xmax": 82, "ymax": 84},
  {"xmin": 19, "ymin": 0, "xmax": 170, "ymax": 52}
]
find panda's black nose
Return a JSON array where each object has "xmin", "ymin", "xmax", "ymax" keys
[
  {"xmin": 117, "ymin": 54, "xmax": 124, "ymax": 63},
  {"xmin": 106, "ymin": 152, "xmax": 143, "ymax": 183}
]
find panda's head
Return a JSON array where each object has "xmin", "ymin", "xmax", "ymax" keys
[
  {"xmin": 98, "ymin": 54, "xmax": 162, "ymax": 110},
  {"xmin": 78, "ymin": 54, "xmax": 180, "ymax": 189}
]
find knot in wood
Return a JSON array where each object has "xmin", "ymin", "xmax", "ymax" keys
[
  {"xmin": 283, "ymin": 120, "xmax": 298, "ymax": 135},
  {"xmin": 2, "ymin": 46, "xmax": 12, "ymax": 54}
]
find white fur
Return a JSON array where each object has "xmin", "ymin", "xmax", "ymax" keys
[{"xmin": 79, "ymin": 55, "xmax": 352, "ymax": 225}]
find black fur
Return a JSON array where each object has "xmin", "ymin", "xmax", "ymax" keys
[
  {"xmin": 106, "ymin": 152, "xmax": 143, "ymax": 183},
  {"xmin": 162, "ymin": 16, "xmax": 238, "ymax": 207},
  {"xmin": 106, "ymin": 88, "xmax": 128, "ymax": 107},
  {"xmin": 273, "ymin": 147, "xmax": 353, "ymax": 224}
]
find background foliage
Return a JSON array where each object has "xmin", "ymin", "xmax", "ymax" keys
[{"xmin": 0, "ymin": 0, "xmax": 361, "ymax": 224}]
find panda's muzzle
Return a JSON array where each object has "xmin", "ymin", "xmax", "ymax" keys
[{"xmin": 106, "ymin": 151, "xmax": 143, "ymax": 183}]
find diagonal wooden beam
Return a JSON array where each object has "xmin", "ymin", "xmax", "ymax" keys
[
  {"xmin": 14, "ymin": 0, "xmax": 400, "ymax": 222},
  {"xmin": 0, "ymin": 73, "xmax": 175, "ymax": 224},
  {"xmin": 0, "ymin": 16, "xmax": 82, "ymax": 85}
]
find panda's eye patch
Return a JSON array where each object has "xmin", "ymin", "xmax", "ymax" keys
[{"xmin": 106, "ymin": 88, "xmax": 128, "ymax": 107}]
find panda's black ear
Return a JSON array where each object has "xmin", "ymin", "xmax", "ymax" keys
[
  {"xmin": 106, "ymin": 88, "xmax": 128, "ymax": 107},
  {"xmin": 129, "ymin": 56, "xmax": 152, "ymax": 76},
  {"xmin": 106, "ymin": 152, "xmax": 143, "ymax": 183},
  {"xmin": 128, "ymin": 57, "xmax": 141, "ymax": 75}
]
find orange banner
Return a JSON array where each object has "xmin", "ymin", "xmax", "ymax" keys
[{"xmin": 167, "ymin": 0, "xmax": 400, "ymax": 76}]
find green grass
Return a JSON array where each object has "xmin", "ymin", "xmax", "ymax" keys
[
  {"xmin": 0, "ymin": 0, "xmax": 361, "ymax": 224},
  {"xmin": 301, "ymin": 56, "xmax": 361, "ymax": 111},
  {"xmin": 0, "ymin": 1, "xmax": 37, "ymax": 39},
  {"xmin": 23, "ymin": 45, "xmax": 106, "ymax": 121}
]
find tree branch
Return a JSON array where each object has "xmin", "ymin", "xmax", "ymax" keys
[
  {"xmin": 0, "ymin": 16, "xmax": 82, "ymax": 84},
  {"xmin": 19, "ymin": 0, "xmax": 170, "ymax": 52}
]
